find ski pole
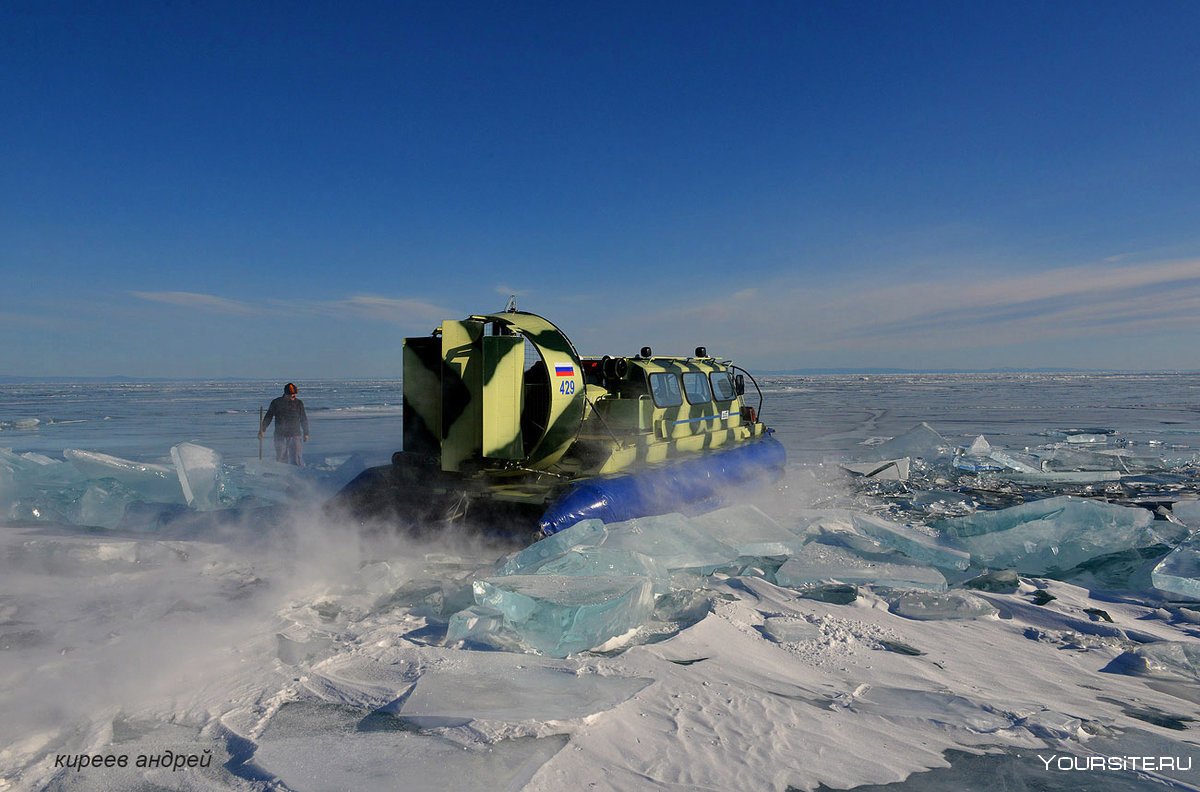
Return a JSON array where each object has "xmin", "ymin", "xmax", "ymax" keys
[{"xmin": 258, "ymin": 406, "xmax": 263, "ymax": 460}]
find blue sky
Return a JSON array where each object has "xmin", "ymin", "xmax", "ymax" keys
[{"xmin": 3, "ymin": 1, "xmax": 1199, "ymax": 377}]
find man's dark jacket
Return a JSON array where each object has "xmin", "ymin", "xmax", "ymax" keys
[{"xmin": 262, "ymin": 396, "xmax": 309, "ymax": 437}]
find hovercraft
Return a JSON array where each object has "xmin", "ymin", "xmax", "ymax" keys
[{"xmin": 332, "ymin": 308, "xmax": 786, "ymax": 539}]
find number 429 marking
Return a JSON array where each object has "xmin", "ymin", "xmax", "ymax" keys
[{"xmin": 559, "ymin": 380, "xmax": 576, "ymax": 396}]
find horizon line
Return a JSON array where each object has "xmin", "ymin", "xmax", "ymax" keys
[{"xmin": 4, "ymin": 367, "xmax": 1200, "ymax": 384}]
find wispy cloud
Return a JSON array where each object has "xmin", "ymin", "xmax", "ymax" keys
[
  {"xmin": 124, "ymin": 260, "xmax": 1200, "ymax": 369},
  {"xmin": 131, "ymin": 291, "xmax": 256, "ymax": 315},
  {"xmin": 890, "ymin": 259, "xmax": 1200, "ymax": 313},
  {"xmin": 580, "ymin": 258, "xmax": 1200, "ymax": 366},
  {"xmin": 316, "ymin": 295, "xmax": 455, "ymax": 324},
  {"xmin": 130, "ymin": 290, "xmax": 457, "ymax": 326},
  {"xmin": 828, "ymin": 258, "xmax": 1200, "ymax": 349}
]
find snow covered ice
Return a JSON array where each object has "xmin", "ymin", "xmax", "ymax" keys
[
  {"xmin": 3, "ymin": 375, "xmax": 1200, "ymax": 791},
  {"xmin": 887, "ymin": 589, "xmax": 999, "ymax": 620},
  {"xmin": 394, "ymin": 653, "xmax": 652, "ymax": 726},
  {"xmin": 250, "ymin": 702, "xmax": 570, "ymax": 792},
  {"xmin": 760, "ymin": 615, "xmax": 821, "ymax": 642}
]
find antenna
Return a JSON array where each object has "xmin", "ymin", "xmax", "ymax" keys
[{"xmin": 504, "ymin": 294, "xmax": 518, "ymax": 312}]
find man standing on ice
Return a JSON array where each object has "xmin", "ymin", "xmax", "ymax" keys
[{"xmin": 259, "ymin": 382, "xmax": 310, "ymax": 466}]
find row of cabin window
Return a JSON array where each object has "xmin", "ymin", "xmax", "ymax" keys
[{"xmin": 648, "ymin": 371, "xmax": 738, "ymax": 408}]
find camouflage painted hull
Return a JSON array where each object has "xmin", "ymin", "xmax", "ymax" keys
[
  {"xmin": 329, "ymin": 307, "xmax": 787, "ymax": 540},
  {"xmin": 332, "ymin": 432, "xmax": 786, "ymax": 539}
]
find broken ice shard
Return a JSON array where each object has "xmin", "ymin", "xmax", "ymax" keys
[
  {"xmin": 74, "ymin": 480, "xmax": 137, "ymax": 529},
  {"xmin": 936, "ymin": 496, "xmax": 1187, "ymax": 575},
  {"xmin": 1, "ymin": 448, "xmax": 49, "ymax": 474},
  {"xmin": 888, "ymin": 590, "xmax": 998, "ymax": 620},
  {"xmin": 1001, "ymin": 470, "xmax": 1123, "ymax": 484},
  {"xmin": 2, "ymin": 446, "xmax": 79, "ymax": 513},
  {"xmin": 1039, "ymin": 446, "xmax": 1129, "ymax": 472},
  {"xmin": 6, "ymin": 495, "xmax": 73, "ymax": 524},
  {"xmin": 1151, "ymin": 530, "xmax": 1200, "ymax": 601},
  {"xmin": 229, "ymin": 463, "xmax": 297, "ymax": 505},
  {"xmin": 497, "ymin": 518, "xmax": 607, "ymax": 576},
  {"xmin": 962, "ymin": 568, "xmax": 1021, "ymax": 593},
  {"xmin": 839, "ymin": 458, "xmax": 911, "ymax": 481},
  {"xmin": 1, "ymin": 449, "xmax": 87, "ymax": 523},
  {"xmin": 1066, "ymin": 433, "xmax": 1108, "ymax": 445},
  {"xmin": 866, "ymin": 422, "xmax": 949, "ymax": 461},
  {"xmin": 800, "ymin": 511, "xmax": 969, "ymax": 570},
  {"xmin": 236, "ymin": 453, "xmax": 372, "ymax": 506},
  {"xmin": 1124, "ymin": 641, "xmax": 1200, "ymax": 681},
  {"xmin": 953, "ymin": 456, "xmax": 1006, "ymax": 473},
  {"xmin": 761, "ymin": 616, "xmax": 820, "ymax": 642},
  {"xmin": 775, "ymin": 543, "xmax": 947, "ymax": 591},
  {"xmin": 847, "ymin": 513, "xmax": 969, "ymax": 570},
  {"xmin": 276, "ymin": 630, "xmax": 334, "ymax": 665},
  {"xmin": 533, "ymin": 547, "xmax": 672, "ymax": 594},
  {"xmin": 987, "ymin": 449, "xmax": 1041, "ymax": 474},
  {"xmin": 0, "ymin": 448, "xmax": 84, "ymax": 486},
  {"xmin": 911, "ymin": 489, "xmax": 977, "ymax": 519},
  {"xmin": 686, "ymin": 504, "xmax": 806, "ymax": 557},
  {"xmin": 1018, "ymin": 710, "xmax": 1083, "ymax": 741},
  {"xmin": 472, "ymin": 575, "xmax": 654, "ymax": 657},
  {"xmin": 1171, "ymin": 500, "xmax": 1200, "ymax": 528},
  {"xmin": 796, "ymin": 583, "xmax": 858, "ymax": 604},
  {"xmin": 445, "ymin": 605, "xmax": 513, "ymax": 649},
  {"xmin": 64, "ymin": 448, "xmax": 183, "ymax": 503},
  {"xmin": 170, "ymin": 442, "xmax": 222, "ymax": 510},
  {"xmin": 953, "ymin": 435, "xmax": 1005, "ymax": 473},
  {"xmin": 966, "ymin": 435, "xmax": 991, "ymax": 456},
  {"xmin": 953, "ymin": 436, "xmax": 1042, "ymax": 474},
  {"xmin": 396, "ymin": 657, "xmax": 652, "ymax": 726},
  {"xmin": 602, "ymin": 512, "xmax": 739, "ymax": 571}
]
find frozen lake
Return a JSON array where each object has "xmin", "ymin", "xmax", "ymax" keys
[
  {"xmin": 1, "ymin": 373, "xmax": 1198, "ymax": 791},
  {"xmin": 4, "ymin": 372, "xmax": 1199, "ymax": 464}
]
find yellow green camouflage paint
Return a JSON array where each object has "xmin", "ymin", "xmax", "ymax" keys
[
  {"xmin": 474, "ymin": 311, "xmax": 586, "ymax": 470},
  {"xmin": 401, "ymin": 309, "xmax": 764, "ymax": 503}
]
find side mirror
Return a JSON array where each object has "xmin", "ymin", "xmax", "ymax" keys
[{"xmin": 734, "ymin": 374, "xmax": 745, "ymax": 396}]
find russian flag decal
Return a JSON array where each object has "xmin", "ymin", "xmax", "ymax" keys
[{"xmin": 554, "ymin": 363, "xmax": 575, "ymax": 377}]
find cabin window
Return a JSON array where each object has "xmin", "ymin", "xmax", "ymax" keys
[
  {"xmin": 710, "ymin": 371, "xmax": 737, "ymax": 401},
  {"xmin": 682, "ymin": 372, "xmax": 713, "ymax": 404},
  {"xmin": 649, "ymin": 372, "xmax": 683, "ymax": 407}
]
